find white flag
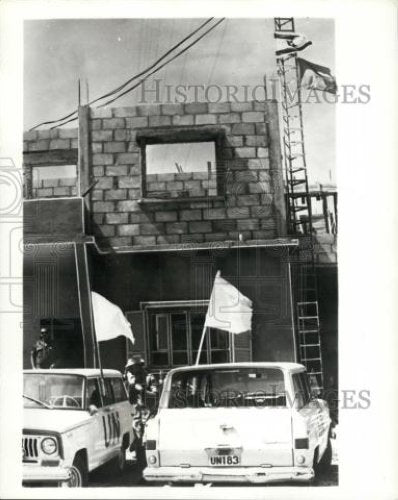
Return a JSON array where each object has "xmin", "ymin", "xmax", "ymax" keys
[
  {"xmin": 205, "ymin": 271, "xmax": 252, "ymax": 334},
  {"xmin": 91, "ymin": 292, "xmax": 134, "ymax": 344}
]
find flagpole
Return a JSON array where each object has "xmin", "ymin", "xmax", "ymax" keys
[
  {"xmin": 195, "ymin": 271, "xmax": 218, "ymax": 366},
  {"xmin": 83, "ymin": 260, "xmax": 105, "ymax": 393},
  {"xmin": 195, "ymin": 325, "xmax": 208, "ymax": 365}
]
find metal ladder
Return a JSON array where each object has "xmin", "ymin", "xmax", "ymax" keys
[
  {"xmin": 297, "ymin": 300, "xmax": 324, "ymax": 391},
  {"xmin": 294, "ymin": 240, "xmax": 324, "ymax": 390},
  {"xmin": 274, "ymin": 17, "xmax": 313, "ymax": 235},
  {"xmin": 274, "ymin": 17, "xmax": 324, "ymax": 389}
]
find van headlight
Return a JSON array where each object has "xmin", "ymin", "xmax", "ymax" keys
[{"xmin": 41, "ymin": 437, "xmax": 57, "ymax": 455}]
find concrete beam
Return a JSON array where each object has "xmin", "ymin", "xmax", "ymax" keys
[
  {"xmin": 265, "ymin": 99, "xmax": 287, "ymax": 237},
  {"xmin": 78, "ymin": 105, "xmax": 91, "ymax": 198}
]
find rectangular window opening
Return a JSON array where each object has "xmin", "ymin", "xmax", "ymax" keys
[
  {"xmin": 145, "ymin": 142, "xmax": 218, "ymax": 199},
  {"xmin": 31, "ymin": 164, "xmax": 77, "ymax": 198}
]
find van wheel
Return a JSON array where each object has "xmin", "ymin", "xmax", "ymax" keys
[{"xmin": 63, "ymin": 454, "xmax": 88, "ymax": 487}]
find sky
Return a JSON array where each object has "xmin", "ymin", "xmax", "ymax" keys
[
  {"xmin": 24, "ymin": 18, "xmax": 335, "ymax": 184},
  {"xmin": 147, "ymin": 142, "xmax": 215, "ymax": 175}
]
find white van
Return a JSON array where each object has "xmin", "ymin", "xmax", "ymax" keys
[
  {"xmin": 143, "ymin": 362, "xmax": 332, "ymax": 484},
  {"xmin": 23, "ymin": 369, "xmax": 132, "ymax": 487}
]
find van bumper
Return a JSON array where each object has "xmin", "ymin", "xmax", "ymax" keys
[
  {"xmin": 23, "ymin": 465, "xmax": 72, "ymax": 484},
  {"xmin": 143, "ymin": 466, "xmax": 314, "ymax": 484}
]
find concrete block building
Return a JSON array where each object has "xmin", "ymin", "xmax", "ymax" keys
[{"xmin": 23, "ymin": 99, "xmax": 337, "ymax": 390}]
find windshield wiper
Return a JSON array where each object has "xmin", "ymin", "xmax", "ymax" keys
[{"xmin": 23, "ymin": 394, "xmax": 51, "ymax": 409}]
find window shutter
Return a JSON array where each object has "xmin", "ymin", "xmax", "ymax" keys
[
  {"xmin": 126, "ymin": 311, "xmax": 146, "ymax": 361},
  {"xmin": 35, "ymin": 262, "xmax": 57, "ymax": 317},
  {"xmin": 233, "ymin": 330, "xmax": 252, "ymax": 362}
]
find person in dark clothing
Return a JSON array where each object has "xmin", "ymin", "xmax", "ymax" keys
[
  {"xmin": 89, "ymin": 388, "xmax": 101, "ymax": 408},
  {"xmin": 125, "ymin": 356, "xmax": 147, "ymax": 404},
  {"xmin": 126, "ymin": 356, "xmax": 147, "ymax": 384},
  {"xmin": 125, "ymin": 355, "xmax": 149, "ymax": 462},
  {"xmin": 145, "ymin": 373, "xmax": 162, "ymax": 415},
  {"xmin": 30, "ymin": 328, "xmax": 56, "ymax": 369}
]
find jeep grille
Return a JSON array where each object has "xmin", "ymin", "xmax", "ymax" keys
[{"xmin": 22, "ymin": 437, "xmax": 38, "ymax": 460}]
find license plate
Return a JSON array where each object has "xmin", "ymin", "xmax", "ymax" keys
[{"xmin": 209, "ymin": 454, "xmax": 240, "ymax": 466}]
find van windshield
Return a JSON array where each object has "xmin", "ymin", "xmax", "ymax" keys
[
  {"xmin": 23, "ymin": 373, "xmax": 84, "ymax": 410},
  {"xmin": 167, "ymin": 367, "xmax": 286, "ymax": 408}
]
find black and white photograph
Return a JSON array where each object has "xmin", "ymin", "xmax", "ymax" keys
[
  {"xmin": 21, "ymin": 15, "xmax": 339, "ymax": 489},
  {"xmin": 0, "ymin": 1, "xmax": 397, "ymax": 499}
]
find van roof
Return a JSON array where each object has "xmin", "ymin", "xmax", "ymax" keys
[
  {"xmin": 166, "ymin": 362, "xmax": 306, "ymax": 375},
  {"xmin": 23, "ymin": 369, "xmax": 122, "ymax": 377}
]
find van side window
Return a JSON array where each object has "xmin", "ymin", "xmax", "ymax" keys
[
  {"xmin": 111, "ymin": 378, "xmax": 128, "ymax": 403},
  {"xmin": 103, "ymin": 379, "xmax": 115, "ymax": 406},
  {"xmin": 299, "ymin": 372, "xmax": 312, "ymax": 404},
  {"xmin": 292, "ymin": 373, "xmax": 311, "ymax": 409},
  {"xmin": 86, "ymin": 378, "xmax": 102, "ymax": 408}
]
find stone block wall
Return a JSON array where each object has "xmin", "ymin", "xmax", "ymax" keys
[
  {"xmin": 23, "ymin": 127, "xmax": 78, "ymax": 152},
  {"xmin": 23, "ymin": 100, "xmax": 286, "ymax": 248},
  {"xmin": 32, "ymin": 178, "xmax": 77, "ymax": 198},
  {"xmin": 146, "ymin": 171, "xmax": 218, "ymax": 199},
  {"xmin": 23, "ymin": 128, "xmax": 79, "ymax": 199},
  {"xmin": 86, "ymin": 100, "xmax": 285, "ymax": 248}
]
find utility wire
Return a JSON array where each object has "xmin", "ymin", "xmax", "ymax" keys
[
  {"xmin": 182, "ymin": 20, "xmax": 228, "ymax": 167},
  {"xmin": 92, "ymin": 18, "xmax": 215, "ymax": 105},
  {"xmin": 98, "ymin": 18, "xmax": 225, "ymax": 108},
  {"xmin": 49, "ymin": 115, "xmax": 78, "ymax": 129},
  {"xmin": 51, "ymin": 19, "xmax": 225, "ymax": 128},
  {"xmin": 30, "ymin": 17, "xmax": 215, "ymax": 131},
  {"xmin": 51, "ymin": 19, "xmax": 225, "ymax": 129}
]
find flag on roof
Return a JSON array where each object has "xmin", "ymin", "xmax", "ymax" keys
[
  {"xmin": 274, "ymin": 31, "xmax": 312, "ymax": 56},
  {"xmin": 297, "ymin": 58, "xmax": 337, "ymax": 94},
  {"xmin": 91, "ymin": 292, "xmax": 134, "ymax": 344},
  {"xmin": 204, "ymin": 271, "xmax": 252, "ymax": 334}
]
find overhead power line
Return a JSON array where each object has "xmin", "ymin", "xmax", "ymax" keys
[
  {"xmin": 30, "ymin": 17, "xmax": 216, "ymax": 131},
  {"xmin": 52, "ymin": 18, "xmax": 225, "ymax": 128},
  {"xmin": 92, "ymin": 18, "xmax": 216, "ymax": 108},
  {"xmin": 98, "ymin": 18, "xmax": 225, "ymax": 108}
]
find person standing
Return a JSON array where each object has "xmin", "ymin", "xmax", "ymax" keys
[
  {"xmin": 125, "ymin": 355, "xmax": 147, "ymax": 404},
  {"xmin": 30, "ymin": 328, "xmax": 55, "ymax": 369},
  {"xmin": 125, "ymin": 355, "xmax": 149, "ymax": 466}
]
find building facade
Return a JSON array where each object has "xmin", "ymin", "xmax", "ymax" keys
[{"xmin": 23, "ymin": 99, "xmax": 337, "ymax": 391}]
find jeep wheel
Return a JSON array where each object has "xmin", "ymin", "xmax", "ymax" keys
[{"xmin": 63, "ymin": 454, "xmax": 88, "ymax": 487}]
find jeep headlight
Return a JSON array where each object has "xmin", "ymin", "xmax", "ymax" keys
[{"xmin": 41, "ymin": 437, "xmax": 57, "ymax": 455}]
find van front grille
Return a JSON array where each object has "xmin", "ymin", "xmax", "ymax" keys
[{"xmin": 22, "ymin": 436, "xmax": 39, "ymax": 461}]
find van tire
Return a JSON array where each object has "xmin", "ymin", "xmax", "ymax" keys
[{"xmin": 63, "ymin": 453, "xmax": 88, "ymax": 487}]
